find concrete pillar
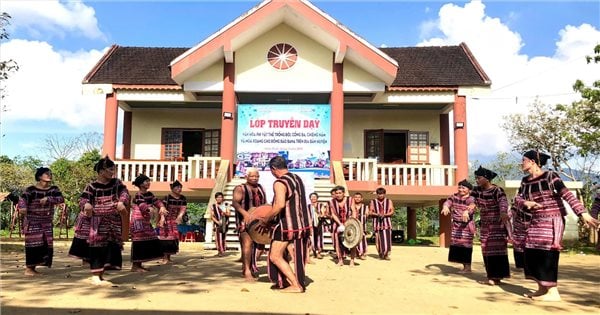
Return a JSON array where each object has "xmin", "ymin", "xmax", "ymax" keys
[
  {"xmin": 407, "ymin": 207, "xmax": 417, "ymax": 241},
  {"xmin": 221, "ymin": 60, "xmax": 236, "ymax": 180},
  {"xmin": 438, "ymin": 199, "xmax": 451, "ymax": 248},
  {"xmin": 102, "ymin": 92, "xmax": 118, "ymax": 159}
]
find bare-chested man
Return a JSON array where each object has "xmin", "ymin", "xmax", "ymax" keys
[
  {"xmin": 249, "ymin": 156, "xmax": 310, "ymax": 293},
  {"xmin": 232, "ymin": 168, "xmax": 267, "ymax": 281}
]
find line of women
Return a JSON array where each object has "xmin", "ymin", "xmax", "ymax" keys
[
  {"xmin": 442, "ymin": 149, "xmax": 599, "ymax": 302},
  {"xmin": 18, "ymin": 156, "xmax": 189, "ymax": 286}
]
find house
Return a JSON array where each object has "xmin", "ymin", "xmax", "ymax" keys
[{"xmin": 82, "ymin": 0, "xmax": 491, "ymax": 247}]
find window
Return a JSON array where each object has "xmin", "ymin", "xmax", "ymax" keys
[
  {"xmin": 408, "ymin": 132, "xmax": 429, "ymax": 163},
  {"xmin": 364, "ymin": 130, "xmax": 429, "ymax": 164},
  {"xmin": 161, "ymin": 128, "xmax": 220, "ymax": 160}
]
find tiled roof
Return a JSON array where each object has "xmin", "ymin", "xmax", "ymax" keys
[
  {"xmin": 380, "ymin": 43, "xmax": 490, "ymax": 87},
  {"xmin": 83, "ymin": 44, "xmax": 490, "ymax": 87},
  {"xmin": 83, "ymin": 46, "xmax": 188, "ymax": 85}
]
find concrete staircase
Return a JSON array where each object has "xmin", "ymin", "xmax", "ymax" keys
[{"xmin": 204, "ymin": 178, "xmax": 336, "ymax": 251}]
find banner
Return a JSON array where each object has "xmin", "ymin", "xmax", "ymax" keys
[{"xmin": 235, "ymin": 104, "xmax": 331, "ymax": 178}]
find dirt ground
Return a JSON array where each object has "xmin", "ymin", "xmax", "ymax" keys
[{"xmin": 0, "ymin": 240, "xmax": 598, "ymax": 315}]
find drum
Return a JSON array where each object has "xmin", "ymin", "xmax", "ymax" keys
[
  {"xmin": 246, "ymin": 205, "xmax": 272, "ymax": 245},
  {"xmin": 220, "ymin": 214, "xmax": 229, "ymax": 234},
  {"xmin": 342, "ymin": 217, "xmax": 363, "ymax": 249}
]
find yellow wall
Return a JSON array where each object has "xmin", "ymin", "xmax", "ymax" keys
[
  {"xmin": 131, "ymin": 109, "xmax": 222, "ymax": 159},
  {"xmin": 235, "ymin": 23, "xmax": 332, "ymax": 92},
  {"xmin": 186, "ymin": 60, "xmax": 224, "ymax": 87},
  {"xmin": 343, "ymin": 109, "xmax": 442, "ymax": 164},
  {"xmin": 343, "ymin": 60, "xmax": 383, "ymax": 92}
]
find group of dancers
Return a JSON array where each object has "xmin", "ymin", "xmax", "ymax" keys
[
  {"xmin": 17, "ymin": 156, "xmax": 189, "ymax": 285},
  {"xmin": 441, "ymin": 150, "xmax": 599, "ymax": 302},
  {"xmin": 14, "ymin": 151, "xmax": 600, "ymax": 296}
]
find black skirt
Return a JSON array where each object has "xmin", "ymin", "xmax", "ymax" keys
[
  {"xmin": 131, "ymin": 239, "xmax": 163, "ymax": 262},
  {"xmin": 448, "ymin": 245, "xmax": 472, "ymax": 264}
]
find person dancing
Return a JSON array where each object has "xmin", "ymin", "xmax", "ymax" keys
[
  {"xmin": 130, "ymin": 174, "xmax": 165, "ymax": 272},
  {"xmin": 514, "ymin": 150, "xmax": 598, "ymax": 301},
  {"xmin": 471, "ymin": 166, "xmax": 510, "ymax": 285},
  {"xmin": 18, "ymin": 167, "xmax": 64, "ymax": 276},
  {"xmin": 441, "ymin": 179, "xmax": 476, "ymax": 273},
  {"xmin": 251, "ymin": 156, "xmax": 310, "ymax": 293},
  {"xmin": 81, "ymin": 156, "xmax": 130, "ymax": 285},
  {"xmin": 159, "ymin": 180, "xmax": 187, "ymax": 264}
]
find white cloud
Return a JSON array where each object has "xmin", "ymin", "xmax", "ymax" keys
[
  {"xmin": 418, "ymin": 0, "xmax": 600, "ymax": 156},
  {"xmin": 1, "ymin": 39, "xmax": 109, "ymax": 128},
  {"xmin": 2, "ymin": 0, "xmax": 104, "ymax": 40}
]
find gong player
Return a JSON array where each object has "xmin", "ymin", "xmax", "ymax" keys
[
  {"xmin": 330, "ymin": 186, "xmax": 359, "ymax": 266},
  {"xmin": 248, "ymin": 155, "xmax": 310, "ymax": 293}
]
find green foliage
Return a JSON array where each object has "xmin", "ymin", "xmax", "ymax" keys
[
  {"xmin": 502, "ymin": 99, "xmax": 574, "ymax": 174},
  {"xmin": 185, "ymin": 202, "xmax": 207, "ymax": 226},
  {"xmin": 1, "ymin": 12, "xmax": 19, "ymax": 100},
  {"xmin": 555, "ymin": 45, "xmax": 600, "ymax": 156},
  {"xmin": 470, "ymin": 152, "xmax": 524, "ymax": 182},
  {"xmin": 50, "ymin": 155, "xmax": 98, "ymax": 221}
]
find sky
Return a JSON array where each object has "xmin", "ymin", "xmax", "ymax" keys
[{"xmin": 0, "ymin": 0, "xmax": 599, "ymax": 163}]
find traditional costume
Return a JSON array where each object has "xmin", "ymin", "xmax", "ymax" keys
[
  {"xmin": 268, "ymin": 172, "xmax": 311, "ymax": 290},
  {"xmin": 370, "ymin": 197, "xmax": 393, "ymax": 259},
  {"xmin": 443, "ymin": 180, "xmax": 476, "ymax": 266},
  {"xmin": 472, "ymin": 166, "xmax": 510, "ymax": 281},
  {"xmin": 18, "ymin": 168, "xmax": 64, "ymax": 269},
  {"xmin": 159, "ymin": 180, "xmax": 187, "ymax": 256},
  {"xmin": 130, "ymin": 174, "xmax": 163, "ymax": 263}
]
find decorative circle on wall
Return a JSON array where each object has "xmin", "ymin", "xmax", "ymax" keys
[{"xmin": 267, "ymin": 43, "xmax": 298, "ymax": 70}]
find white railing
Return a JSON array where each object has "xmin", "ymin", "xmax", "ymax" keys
[
  {"xmin": 115, "ymin": 156, "xmax": 221, "ymax": 183},
  {"xmin": 342, "ymin": 158, "xmax": 457, "ymax": 187},
  {"xmin": 342, "ymin": 158, "xmax": 378, "ymax": 181}
]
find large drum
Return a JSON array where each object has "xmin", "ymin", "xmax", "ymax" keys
[{"xmin": 246, "ymin": 205, "xmax": 273, "ymax": 245}]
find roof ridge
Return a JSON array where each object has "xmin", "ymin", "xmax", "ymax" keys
[{"xmin": 82, "ymin": 44, "xmax": 119, "ymax": 84}]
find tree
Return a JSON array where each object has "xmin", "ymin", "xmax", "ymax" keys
[
  {"xmin": 469, "ymin": 152, "xmax": 524, "ymax": 182},
  {"xmin": 42, "ymin": 132, "xmax": 103, "ymax": 161},
  {"xmin": 1, "ymin": 12, "xmax": 19, "ymax": 101},
  {"xmin": 501, "ymin": 99, "xmax": 579, "ymax": 180},
  {"xmin": 556, "ymin": 44, "xmax": 600, "ymax": 156}
]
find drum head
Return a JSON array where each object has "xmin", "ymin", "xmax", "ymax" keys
[
  {"xmin": 247, "ymin": 205, "xmax": 272, "ymax": 245},
  {"xmin": 342, "ymin": 217, "xmax": 363, "ymax": 249}
]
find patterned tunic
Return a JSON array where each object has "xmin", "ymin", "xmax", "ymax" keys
[
  {"xmin": 271, "ymin": 173, "xmax": 310, "ymax": 241},
  {"xmin": 18, "ymin": 185, "xmax": 64, "ymax": 267},
  {"xmin": 370, "ymin": 198, "xmax": 393, "ymax": 231},
  {"xmin": 352, "ymin": 203, "xmax": 369, "ymax": 255},
  {"xmin": 80, "ymin": 178, "xmax": 130, "ymax": 247},
  {"xmin": 309, "ymin": 202, "xmax": 327, "ymax": 253},
  {"xmin": 159, "ymin": 194, "xmax": 187, "ymax": 241},
  {"xmin": 268, "ymin": 172, "xmax": 310, "ymax": 290},
  {"xmin": 130, "ymin": 191, "xmax": 163, "ymax": 242},
  {"xmin": 212, "ymin": 203, "xmax": 228, "ymax": 253},
  {"xmin": 443, "ymin": 193, "xmax": 476, "ymax": 248},
  {"xmin": 471, "ymin": 185, "xmax": 509, "ymax": 256},
  {"xmin": 514, "ymin": 171, "xmax": 585, "ymax": 251},
  {"xmin": 591, "ymin": 195, "xmax": 600, "ymax": 251},
  {"xmin": 18, "ymin": 185, "xmax": 64, "ymax": 248},
  {"xmin": 235, "ymin": 183, "xmax": 267, "ymax": 233},
  {"xmin": 329, "ymin": 197, "xmax": 353, "ymax": 254}
]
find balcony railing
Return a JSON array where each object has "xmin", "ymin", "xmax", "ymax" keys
[
  {"xmin": 342, "ymin": 158, "xmax": 457, "ymax": 186},
  {"xmin": 115, "ymin": 156, "xmax": 221, "ymax": 183}
]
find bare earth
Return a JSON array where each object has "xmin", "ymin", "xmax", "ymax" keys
[{"xmin": 0, "ymin": 240, "xmax": 598, "ymax": 315}]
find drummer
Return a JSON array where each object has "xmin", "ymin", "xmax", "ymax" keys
[
  {"xmin": 248, "ymin": 156, "xmax": 311, "ymax": 293},
  {"xmin": 232, "ymin": 168, "xmax": 267, "ymax": 281},
  {"xmin": 329, "ymin": 186, "xmax": 358, "ymax": 266}
]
